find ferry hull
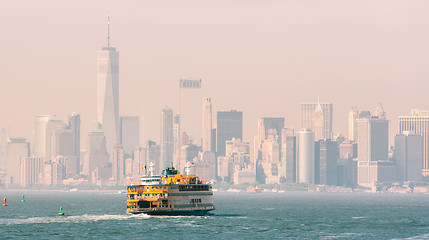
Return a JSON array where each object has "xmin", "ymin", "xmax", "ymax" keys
[{"xmin": 130, "ymin": 209, "xmax": 214, "ymax": 216}]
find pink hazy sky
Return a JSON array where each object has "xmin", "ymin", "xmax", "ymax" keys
[{"xmin": 1, "ymin": 0, "xmax": 428, "ymax": 145}]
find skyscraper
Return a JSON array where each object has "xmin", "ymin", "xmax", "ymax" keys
[
  {"xmin": 348, "ymin": 107, "xmax": 359, "ymax": 141},
  {"xmin": 300, "ymin": 98, "xmax": 333, "ymax": 140},
  {"xmin": 179, "ymin": 79, "xmax": 202, "ymax": 143},
  {"xmin": 280, "ymin": 128, "xmax": 296, "ymax": 183},
  {"xmin": 34, "ymin": 115, "xmax": 50, "ymax": 157},
  {"xmin": 173, "ymin": 114, "xmax": 181, "ymax": 156},
  {"xmin": 314, "ymin": 139, "xmax": 338, "ymax": 185},
  {"xmin": 83, "ymin": 130, "xmax": 109, "ymax": 182},
  {"xmin": 68, "ymin": 113, "xmax": 81, "ymax": 168},
  {"xmin": 357, "ymin": 115, "xmax": 393, "ymax": 187},
  {"xmin": 216, "ymin": 110, "xmax": 243, "ymax": 157},
  {"xmin": 160, "ymin": 108, "xmax": 174, "ymax": 172},
  {"xmin": 50, "ymin": 128, "xmax": 78, "ymax": 177},
  {"xmin": 297, "ymin": 129, "xmax": 314, "ymax": 183},
  {"xmin": 357, "ymin": 117, "xmax": 389, "ymax": 162},
  {"xmin": 98, "ymin": 16, "xmax": 119, "ymax": 154},
  {"xmin": 20, "ymin": 156, "xmax": 43, "ymax": 187},
  {"xmin": 50, "ymin": 128, "xmax": 74, "ymax": 160},
  {"xmin": 120, "ymin": 116, "xmax": 140, "ymax": 158},
  {"xmin": 313, "ymin": 103, "xmax": 324, "ymax": 141},
  {"xmin": 394, "ymin": 132, "xmax": 422, "ymax": 182},
  {"xmin": 6, "ymin": 137, "xmax": 30, "ymax": 185},
  {"xmin": 45, "ymin": 116, "xmax": 66, "ymax": 161},
  {"xmin": 202, "ymin": 97, "xmax": 212, "ymax": 152},
  {"xmin": 399, "ymin": 110, "xmax": 429, "ymax": 176},
  {"xmin": 112, "ymin": 143, "xmax": 125, "ymax": 182}
]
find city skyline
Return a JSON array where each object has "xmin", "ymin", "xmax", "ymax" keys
[
  {"xmin": 1, "ymin": 1, "xmax": 428, "ymax": 145},
  {"xmin": 2, "ymin": 3, "xmax": 429, "ymax": 239}
]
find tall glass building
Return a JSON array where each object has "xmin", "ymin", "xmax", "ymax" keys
[
  {"xmin": 97, "ymin": 16, "xmax": 119, "ymax": 155},
  {"xmin": 216, "ymin": 110, "xmax": 243, "ymax": 157}
]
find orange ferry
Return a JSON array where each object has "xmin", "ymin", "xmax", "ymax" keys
[{"xmin": 126, "ymin": 165, "xmax": 215, "ymax": 215}]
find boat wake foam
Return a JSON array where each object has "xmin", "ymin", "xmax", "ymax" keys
[
  {"xmin": 392, "ymin": 233, "xmax": 429, "ymax": 240},
  {"xmin": 0, "ymin": 214, "xmax": 150, "ymax": 225}
]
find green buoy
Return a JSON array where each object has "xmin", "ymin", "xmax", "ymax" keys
[
  {"xmin": 59, "ymin": 206, "xmax": 65, "ymax": 216},
  {"xmin": 22, "ymin": 195, "xmax": 25, "ymax": 202}
]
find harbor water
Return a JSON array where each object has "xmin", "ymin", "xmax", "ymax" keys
[{"xmin": 0, "ymin": 191, "xmax": 429, "ymax": 239}]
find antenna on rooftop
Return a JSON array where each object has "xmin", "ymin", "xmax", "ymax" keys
[{"xmin": 107, "ymin": 14, "xmax": 110, "ymax": 49}]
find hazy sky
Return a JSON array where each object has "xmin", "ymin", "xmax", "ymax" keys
[{"xmin": 1, "ymin": 0, "xmax": 428, "ymax": 145}]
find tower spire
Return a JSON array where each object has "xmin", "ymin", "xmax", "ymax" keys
[{"xmin": 107, "ymin": 14, "xmax": 110, "ymax": 49}]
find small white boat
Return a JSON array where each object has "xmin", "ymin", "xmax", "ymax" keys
[{"xmin": 227, "ymin": 188, "xmax": 241, "ymax": 193}]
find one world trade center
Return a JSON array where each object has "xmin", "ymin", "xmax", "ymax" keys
[{"xmin": 97, "ymin": 16, "xmax": 119, "ymax": 155}]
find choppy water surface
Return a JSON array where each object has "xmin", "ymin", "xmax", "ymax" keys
[{"xmin": 0, "ymin": 191, "xmax": 429, "ymax": 239}]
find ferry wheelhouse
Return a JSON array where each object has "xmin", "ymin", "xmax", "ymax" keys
[{"xmin": 126, "ymin": 166, "xmax": 215, "ymax": 215}]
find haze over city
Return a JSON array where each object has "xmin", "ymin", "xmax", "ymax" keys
[
  {"xmin": 2, "ymin": 0, "xmax": 428, "ymax": 144},
  {"xmin": 3, "ymin": 2, "xmax": 429, "ymax": 239}
]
